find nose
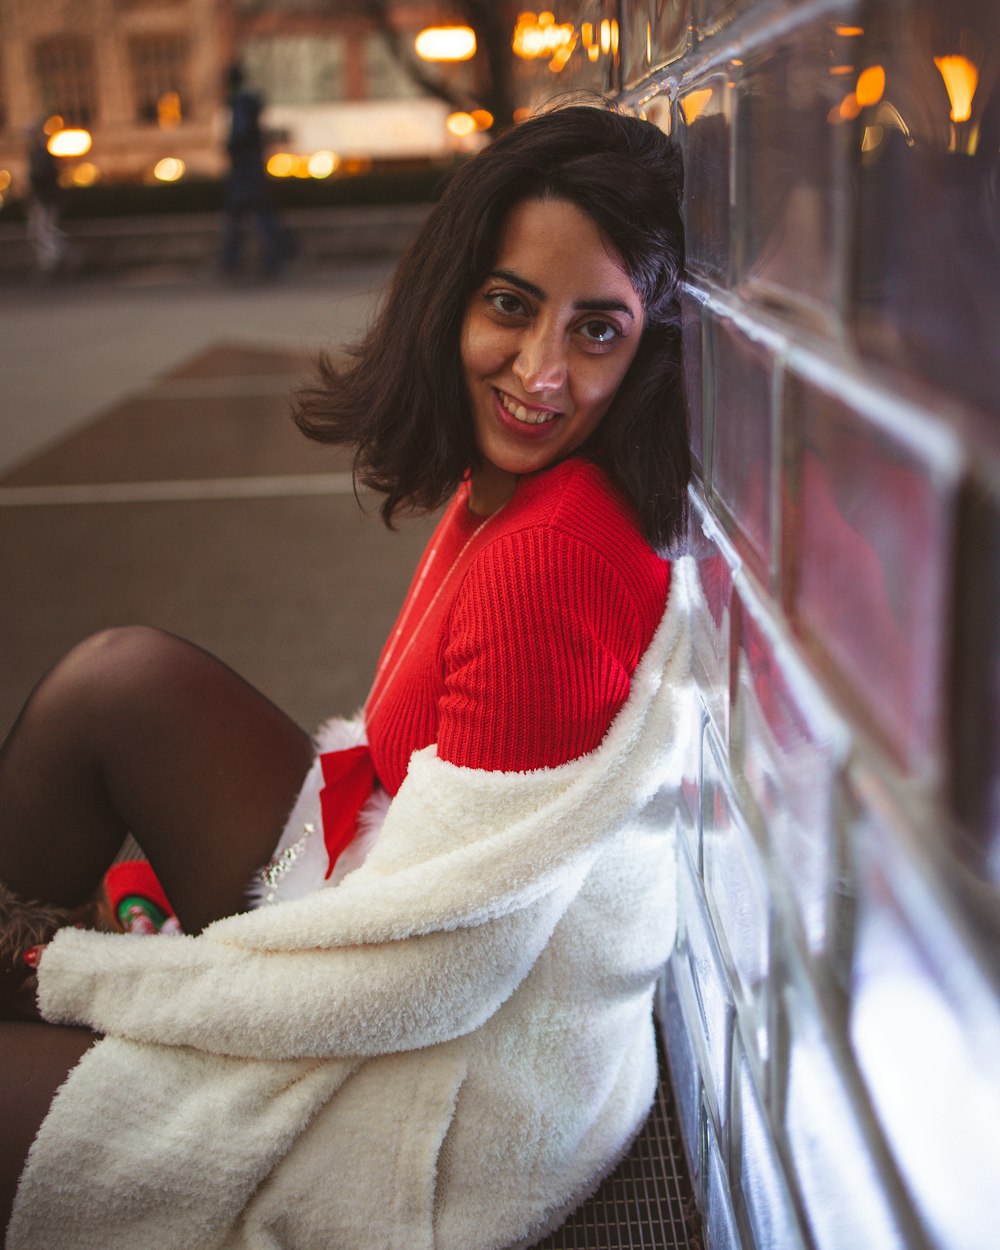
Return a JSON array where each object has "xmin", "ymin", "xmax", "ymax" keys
[{"xmin": 512, "ymin": 325, "xmax": 566, "ymax": 394}]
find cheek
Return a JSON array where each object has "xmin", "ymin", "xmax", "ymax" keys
[
  {"xmin": 461, "ymin": 314, "xmax": 505, "ymax": 382},
  {"xmin": 577, "ymin": 354, "xmax": 639, "ymax": 420}
]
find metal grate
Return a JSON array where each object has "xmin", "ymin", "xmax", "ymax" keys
[{"xmin": 531, "ymin": 1034, "xmax": 703, "ymax": 1250}]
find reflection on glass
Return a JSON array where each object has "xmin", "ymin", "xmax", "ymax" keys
[
  {"xmin": 851, "ymin": 789, "xmax": 1000, "ymax": 1250},
  {"xmin": 662, "ymin": 959, "xmax": 705, "ymax": 1199},
  {"xmin": 787, "ymin": 370, "xmax": 954, "ymax": 772},
  {"xmin": 689, "ymin": 496, "xmax": 733, "ymax": 741},
  {"xmin": 734, "ymin": 1036, "xmax": 807, "ymax": 1250},
  {"xmin": 682, "ymin": 289, "xmax": 706, "ymax": 470},
  {"xmin": 736, "ymin": 14, "xmax": 856, "ymax": 318},
  {"xmin": 710, "ymin": 313, "xmax": 776, "ymax": 579},
  {"xmin": 706, "ymin": 1106, "xmax": 744, "ymax": 1250},
  {"xmin": 780, "ymin": 947, "xmax": 909, "ymax": 1250},
  {"xmin": 618, "ymin": 0, "xmax": 690, "ymax": 86},
  {"xmin": 679, "ymin": 841, "xmax": 734, "ymax": 1135},
  {"xmin": 703, "ymin": 731, "xmax": 769, "ymax": 1061},
  {"xmin": 948, "ymin": 480, "xmax": 1000, "ymax": 899},
  {"xmin": 731, "ymin": 584, "xmax": 844, "ymax": 953},
  {"xmin": 851, "ymin": 0, "xmax": 1000, "ymax": 415},
  {"xmin": 681, "ymin": 76, "xmax": 732, "ymax": 280}
]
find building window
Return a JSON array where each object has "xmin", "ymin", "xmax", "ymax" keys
[
  {"xmin": 365, "ymin": 32, "xmax": 425, "ymax": 101},
  {"xmin": 130, "ymin": 35, "xmax": 190, "ymax": 126},
  {"xmin": 36, "ymin": 37, "xmax": 97, "ymax": 127},
  {"xmin": 242, "ymin": 34, "xmax": 346, "ymax": 105}
]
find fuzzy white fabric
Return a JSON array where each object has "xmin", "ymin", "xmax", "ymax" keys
[{"xmin": 8, "ymin": 560, "xmax": 694, "ymax": 1250}]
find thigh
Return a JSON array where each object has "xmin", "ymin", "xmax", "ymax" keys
[
  {"xmin": 0, "ymin": 1021, "xmax": 98, "ymax": 1234},
  {"xmin": 94, "ymin": 630, "xmax": 316, "ymax": 930},
  {"xmin": 1, "ymin": 627, "xmax": 315, "ymax": 933}
]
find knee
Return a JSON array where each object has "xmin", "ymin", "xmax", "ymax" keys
[
  {"xmin": 61, "ymin": 625, "xmax": 178, "ymax": 679},
  {"xmin": 35, "ymin": 626, "xmax": 185, "ymax": 717}
]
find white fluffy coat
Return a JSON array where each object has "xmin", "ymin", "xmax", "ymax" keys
[{"xmin": 8, "ymin": 561, "xmax": 693, "ymax": 1250}]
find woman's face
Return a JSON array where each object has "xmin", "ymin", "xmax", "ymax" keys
[{"xmin": 460, "ymin": 196, "xmax": 645, "ymax": 515}]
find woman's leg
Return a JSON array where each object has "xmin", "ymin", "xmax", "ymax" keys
[
  {"xmin": 0, "ymin": 625, "xmax": 314, "ymax": 934},
  {"xmin": 0, "ymin": 1022, "xmax": 98, "ymax": 1233}
]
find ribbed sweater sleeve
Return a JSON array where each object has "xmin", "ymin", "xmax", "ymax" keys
[{"xmin": 436, "ymin": 528, "xmax": 646, "ymax": 772}]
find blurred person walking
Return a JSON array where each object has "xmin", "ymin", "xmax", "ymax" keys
[
  {"xmin": 25, "ymin": 123, "xmax": 67, "ymax": 277},
  {"xmin": 219, "ymin": 63, "xmax": 289, "ymax": 278}
]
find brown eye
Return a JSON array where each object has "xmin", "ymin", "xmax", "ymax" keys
[
  {"xmin": 580, "ymin": 319, "xmax": 619, "ymax": 343},
  {"xmin": 486, "ymin": 291, "xmax": 526, "ymax": 316}
]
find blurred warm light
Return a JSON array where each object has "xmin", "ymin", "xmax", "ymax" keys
[
  {"xmin": 836, "ymin": 25, "xmax": 864, "ymax": 37},
  {"xmin": 830, "ymin": 65, "xmax": 854, "ymax": 76},
  {"xmin": 681, "ymin": 88, "xmax": 713, "ymax": 126},
  {"xmin": 414, "ymin": 26, "xmax": 476, "ymax": 62},
  {"xmin": 48, "ymin": 128, "xmax": 92, "ymax": 157},
  {"xmin": 470, "ymin": 109, "xmax": 494, "ymax": 131},
  {"xmin": 42, "ymin": 115, "xmax": 64, "ymax": 136},
  {"xmin": 512, "ymin": 11, "xmax": 576, "ymax": 63},
  {"xmin": 446, "ymin": 111, "xmax": 477, "ymax": 137},
  {"xmin": 157, "ymin": 91, "xmax": 182, "ymax": 129},
  {"xmin": 587, "ymin": 44, "xmax": 599, "ymax": 62},
  {"xmin": 513, "ymin": 107, "xmax": 533, "ymax": 123},
  {"xmin": 856, "ymin": 65, "xmax": 886, "ymax": 106},
  {"xmin": 267, "ymin": 152, "xmax": 296, "ymax": 177},
  {"xmin": 70, "ymin": 161, "xmax": 100, "ymax": 186},
  {"xmin": 340, "ymin": 157, "xmax": 371, "ymax": 176},
  {"xmin": 308, "ymin": 150, "xmax": 339, "ymax": 179},
  {"xmin": 600, "ymin": 19, "xmax": 612, "ymax": 55},
  {"xmin": 0, "ymin": 169, "xmax": 11, "ymax": 191},
  {"xmin": 839, "ymin": 92, "xmax": 862, "ymax": 120},
  {"xmin": 934, "ymin": 55, "xmax": 979, "ymax": 123},
  {"xmin": 153, "ymin": 156, "xmax": 185, "ymax": 182}
]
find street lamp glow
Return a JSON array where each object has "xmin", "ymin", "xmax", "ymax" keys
[
  {"xmin": 446, "ymin": 112, "xmax": 477, "ymax": 137},
  {"xmin": 308, "ymin": 150, "xmax": 339, "ymax": 179},
  {"xmin": 47, "ymin": 128, "xmax": 92, "ymax": 158},
  {"xmin": 414, "ymin": 26, "xmax": 477, "ymax": 62},
  {"xmin": 153, "ymin": 157, "xmax": 185, "ymax": 182}
]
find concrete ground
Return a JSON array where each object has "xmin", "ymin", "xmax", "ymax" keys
[{"xmin": 0, "ymin": 263, "xmax": 439, "ymax": 739}]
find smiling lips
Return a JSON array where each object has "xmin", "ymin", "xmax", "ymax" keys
[{"xmin": 497, "ymin": 388, "xmax": 560, "ymax": 427}]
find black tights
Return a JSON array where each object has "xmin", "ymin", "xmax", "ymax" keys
[{"xmin": 0, "ymin": 626, "xmax": 314, "ymax": 1231}]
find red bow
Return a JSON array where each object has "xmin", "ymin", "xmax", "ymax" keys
[{"xmin": 318, "ymin": 745, "xmax": 376, "ymax": 879}]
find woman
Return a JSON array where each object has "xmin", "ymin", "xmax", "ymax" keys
[{"xmin": 0, "ymin": 105, "xmax": 690, "ymax": 1248}]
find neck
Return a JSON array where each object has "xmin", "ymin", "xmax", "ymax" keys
[{"xmin": 468, "ymin": 464, "xmax": 517, "ymax": 516}]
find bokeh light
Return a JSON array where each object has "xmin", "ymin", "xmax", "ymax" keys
[
  {"xmin": 414, "ymin": 26, "xmax": 476, "ymax": 62},
  {"xmin": 153, "ymin": 156, "xmax": 185, "ymax": 182},
  {"xmin": 48, "ymin": 129, "xmax": 92, "ymax": 158}
]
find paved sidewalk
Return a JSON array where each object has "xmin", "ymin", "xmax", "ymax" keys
[
  {"xmin": 0, "ymin": 261, "xmax": 398, "ymax": 476},
  {"xmin": 0, "ymin": 265, "xmax": 437, "ymax": 739}
]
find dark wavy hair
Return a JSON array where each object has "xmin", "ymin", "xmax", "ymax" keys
[{"xmin": 292, "ymin": 105, "xmax": 689, "ymax": 547}]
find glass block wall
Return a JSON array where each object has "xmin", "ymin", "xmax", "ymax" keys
[{"xmin": 595, "ymin": 0, "xmax": 1000, "ymax": 1247}]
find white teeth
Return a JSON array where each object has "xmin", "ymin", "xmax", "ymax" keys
[{"xmin": 499, "ymin": 392, "xmax": 555, "ymax": 426}]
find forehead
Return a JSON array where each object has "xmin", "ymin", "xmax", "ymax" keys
[{"xmin": 492, "ymin": 197, "xmax": 640, "ymax": 304}]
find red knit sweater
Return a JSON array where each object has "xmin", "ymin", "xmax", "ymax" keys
[
  {"xmin": 103, "ymin": 460, "xmax": 671, "ymax": 917},
  {"xmin": 364, "ymin": 458, "xmax": 671, "ymax": 794}
]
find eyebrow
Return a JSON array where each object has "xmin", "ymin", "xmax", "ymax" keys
[{"xmin": 488, "ymin": 268, "xmax": 636, "ymax": 319}]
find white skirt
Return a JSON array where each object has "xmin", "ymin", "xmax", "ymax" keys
[{"xmin": 247, "ymin": 716, "xmax": 390, "ymax": 908}]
